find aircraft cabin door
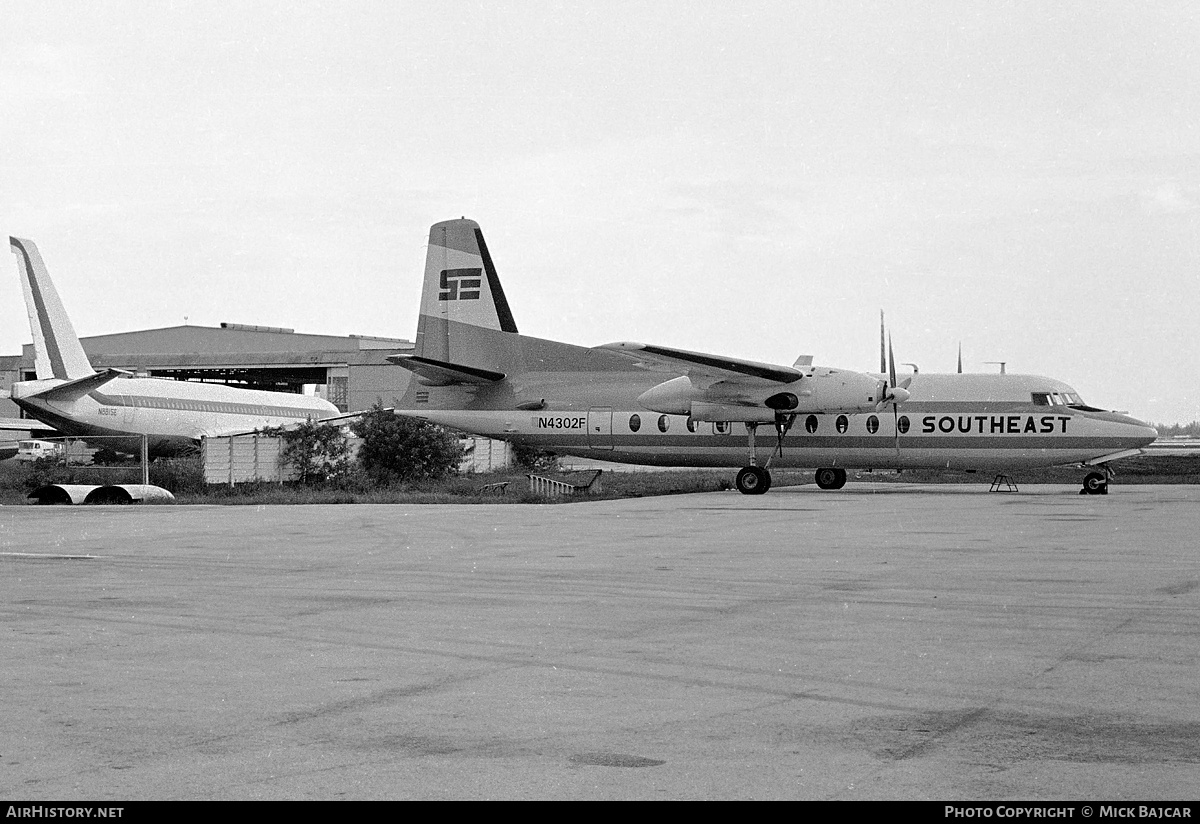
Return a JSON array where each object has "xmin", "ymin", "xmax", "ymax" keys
[{"xmin": 587, "ymin": 407, "xmax": 614, "ymax": 450}]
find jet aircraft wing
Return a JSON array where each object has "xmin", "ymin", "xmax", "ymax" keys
[{"xmin": 596, "ymin": 342, "xmax": 802, "ymax": 385}]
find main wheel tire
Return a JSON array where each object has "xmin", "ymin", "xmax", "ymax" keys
[
  {"xmin": 815, "ymin": 467, "xmax": 846, "ymax": 490},
  {"xmin": 1083, "ymin": 471, "xmax": 1107, "ymax": 495},
  {"xmin": 736, "ymin": 466, "xmax": 771, "ymax": 495}
]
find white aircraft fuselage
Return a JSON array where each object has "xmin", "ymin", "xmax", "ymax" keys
[{"xmin": 9, "ymin": 375, "xmax": 337, "ymax": 455}]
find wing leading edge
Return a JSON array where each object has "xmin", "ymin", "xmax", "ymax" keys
[{"xmin": 596, "ymin": 342, "xmax": 802, "ymax": 385}]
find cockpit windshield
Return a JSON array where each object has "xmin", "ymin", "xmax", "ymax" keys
[{"xmin": 1032, "ymin": 391, "xmax": 1102, "ymax": 411}]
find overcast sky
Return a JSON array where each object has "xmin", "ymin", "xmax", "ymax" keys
[{"xmin": 2, "ymin": 1, "xmax": 1197, "ymax": 422}]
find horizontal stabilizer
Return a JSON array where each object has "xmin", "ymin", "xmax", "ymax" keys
[
  {"xmin": 22, "ymin": 369, "xmax": 128, "ymax": 403},
  {"xmin": 387, "ymin": 354, "xmax": 506, "ymax": 386},
  {"xmin": 596, "ymin": 342, "xmax": 801, "ymax": 385}
]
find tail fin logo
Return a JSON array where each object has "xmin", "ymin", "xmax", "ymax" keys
[{"xmin": 439, "ymin": 268, "xmax": 482, "ymax": 301}]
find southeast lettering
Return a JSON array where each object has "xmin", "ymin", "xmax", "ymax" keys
[{"xmin": 921, "ymin": 414, "xmax": 1071, "ymax": 435}]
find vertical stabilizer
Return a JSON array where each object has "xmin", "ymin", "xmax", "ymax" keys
[
  {"xmin": 415, "ymin": 218, "xmax": 518, "ymax": 364},
  {"xmin": 10, "ymin": 237, "xmax": 95, "ymax": 380}
]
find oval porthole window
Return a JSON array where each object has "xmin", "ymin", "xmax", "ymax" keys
[
  {"xmin": 629, "ymin": 414, "xmax": 641, "ymax": 432},
  {"xmin": 866, "ymin": 415, "xmax": 879, "ymax": 434},
  {"xmin": 686, "ymin": 416, "xmax": 697, "ymax": 433},
  {"xmin": 897, "ymin": 415, "xmax": 910, "ymax": 434},
  {"xmin": 658, "ymin": 415, "xmax": 670, "ymax": 433},
  {"xmin": 836, "ymin": 415, "xmax": 848, "ymax": 434},
  {"xmin": 805, "ymin": 415, "xmax": 818, "ymax": 433},
  {"xmin": 715, "ymin": 421, "xmax": 730, "ymax": 434}
]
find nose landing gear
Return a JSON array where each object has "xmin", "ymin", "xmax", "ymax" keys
[
  {"xmin": 1081, "ymin": 470, "xmax": 1109, "ymax": 495},
  {"xmin": 814, "ymin": 467, "xmax": 847, "ymax": 490}
]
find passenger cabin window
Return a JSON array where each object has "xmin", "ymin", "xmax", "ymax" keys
[
  {"xmin": 897, "ymin": 415, "xmax": 910, "ymax": 434},
  {"xmin": 714, "ymin": 421, "xmax": 730, "ymax": 435},
  {"xmin": 629, "ymin": 414, "xmax": 641, "ymax": 432},
  {"xmin": 657, "ymin": 415, "xmax": 670, "ymax": 433},
  {"xmin": 866, "ymin": 415, "xmax": 879, "ymax": 434},
  {"xmin": 835, "ymin": 415, "xmax": 848, "ymax": 434},
  {"xmin": 805, "ymin": 415, "xmax": 818, "ymax": 433},
  {"xmin": 686, "ymin": 416, "xmax": 697, "ymax": 433}
]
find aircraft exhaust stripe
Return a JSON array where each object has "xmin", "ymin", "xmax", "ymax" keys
[
  {"xmin": 10, "ymin": 238, "xmax": 74, "ymax": 381},
  {"xmin": 474, "ymin": 228, "xmax": 518, "ymax": 334}
]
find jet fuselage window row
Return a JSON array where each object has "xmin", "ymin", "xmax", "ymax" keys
[{"xmin": 100, "ymin": 396, "xmax": 320, "ymax": 418}]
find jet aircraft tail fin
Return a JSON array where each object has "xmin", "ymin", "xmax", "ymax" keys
[
  {"xmin": 10, "ymin": 238, "xmax": 96, "ymax": 381},
  {"xmin": 413, "ymin": 219, "xmax": 518, "ymax": 372}
]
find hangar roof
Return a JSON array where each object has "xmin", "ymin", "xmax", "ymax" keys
[{"xmin": 15, "ymin": 324, "xmax": 412, "ymax": 370}]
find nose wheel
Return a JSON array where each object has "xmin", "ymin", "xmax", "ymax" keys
[
  {"xmin": 814, "ymin": 467, "xmax": 847, "ymax": 490},
  {"xmin": 1081, "ymin": 470, "xmax": 1109, "ymax": 495}
]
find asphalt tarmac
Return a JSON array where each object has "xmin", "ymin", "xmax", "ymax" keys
[{"xmin": 2, "ymin": 483, "xmax": 1198, "ymax": 800}]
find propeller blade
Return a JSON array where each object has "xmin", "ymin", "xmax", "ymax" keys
[
  {"xmin": 887, "ymin": 332, "xmax": 897, "ymax": 390},
  {"xmin": 893, "ymin": 402, "xmax": 901, "ymax": 456}
]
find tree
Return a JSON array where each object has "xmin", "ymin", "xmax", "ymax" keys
[
  {"xmin": 510, "ymin": 441, "xmax": 559, "ymax": 472},
  {"xmin": 351, "ymin": 403, "xmax": 464, "ymax": 485},
  {"xmin": 265, "ymin": 420, "xmax": 351, "ymax": 485}
]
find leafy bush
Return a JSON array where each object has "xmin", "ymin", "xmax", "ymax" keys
[
  {"xmin": 351, "ymin": 403, "xmax": 464, "ymax": 486},
  {"xmin": 262, "ymin": 420, "xmax": 351, "ymax": 485},
  {"xmin": 509, "ymin": 441, "xmax": 559, "ymax": 472}
]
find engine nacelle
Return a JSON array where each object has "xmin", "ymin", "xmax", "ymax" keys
[{"xmin": 636, "ymin": 370, "xmax": 883, "ymax": 421}]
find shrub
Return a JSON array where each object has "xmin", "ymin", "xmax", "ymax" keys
[
  {"xmin": 263, "ymin": 420, "xmax": 351, "ymax": 485},
  {"xmin": 351, "ymin": 403, "xmax": 464, "ymax": 486},
  {"xmin": 509, "ymin": 441, "xmax": 559, "ymax": 472}
]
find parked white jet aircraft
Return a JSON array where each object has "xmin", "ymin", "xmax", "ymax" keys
[
  {"xmin": 390, "ymin": 218, "xmax": 1157, "ymax": 495},
  {"xmin": 6, "ymin": 237, "xmax": 339, "ymax": 455}
]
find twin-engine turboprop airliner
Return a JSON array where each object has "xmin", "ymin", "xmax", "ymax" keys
[
  {"xmin": 393, "ymin": 218, "xmax": 1156, "ymax": 495},
  {"xmin": 6, "ymin": 237, "xmax": 339, "ymax": 455}
]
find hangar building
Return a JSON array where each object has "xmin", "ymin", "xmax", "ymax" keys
[{"xmin": 0, "ymin": 322, "xmax": 416, "ymax": 420}]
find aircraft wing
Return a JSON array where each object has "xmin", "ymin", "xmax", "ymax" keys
[
  {"xmin": 387, "ymin": 354, "xmax": 506, "ymax": 386},
  {"xmin": 0, "ymin": 417, "xmax": 56, "ymax": 433},
  {"xmin": 21, "ymin": 369, "xmax": 130, "ymax": 403},
  {"xmin": 596, "ymin": 342, "xmax": 802, "ymax": 385}
]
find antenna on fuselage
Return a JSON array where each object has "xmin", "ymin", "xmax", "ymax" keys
[{"xmin": 957, "ymin": 342, "xmax": 963, "ymax": 373}]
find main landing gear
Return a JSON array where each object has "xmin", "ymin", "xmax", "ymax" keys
[
  {"xmin": 734, "ymin": 416, "xmax": 801, "ymax": 495},
  {"xmin": 735, "ymin": 465, "xmax": 771, "ymax": 495}
]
